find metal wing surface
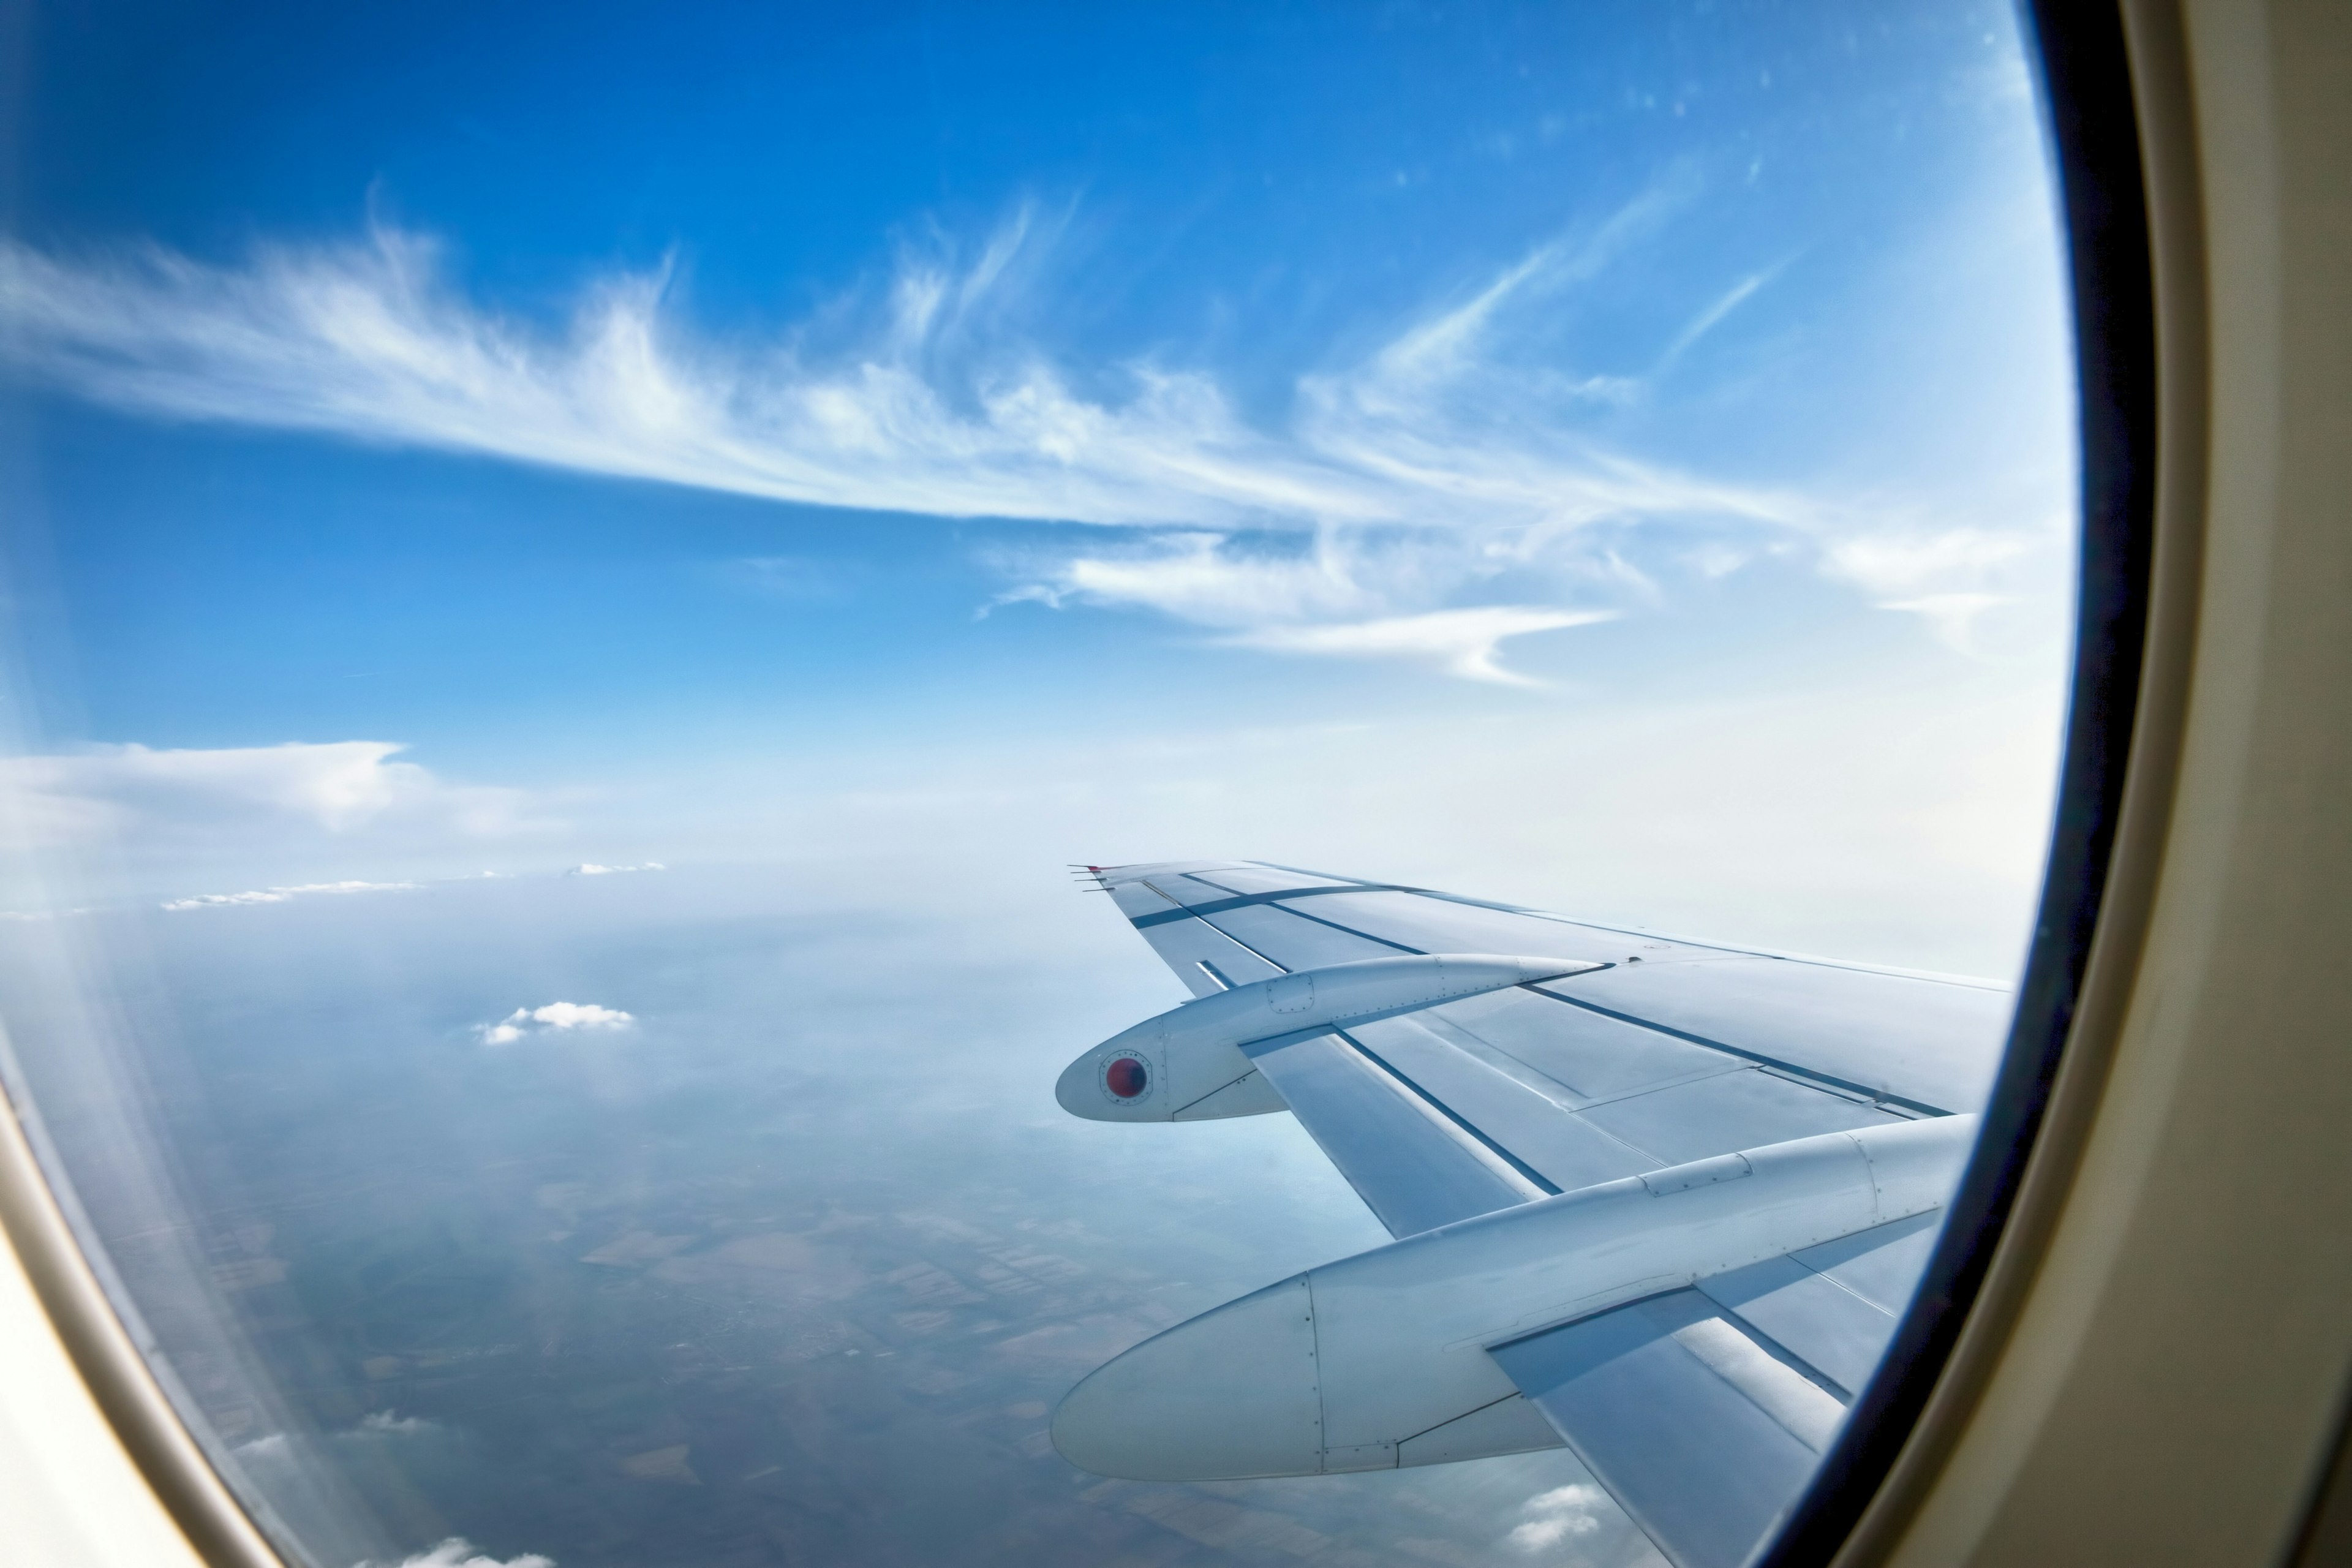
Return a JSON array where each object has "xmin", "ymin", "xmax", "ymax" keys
[
  {"xmin": 1057, "ymin": 861, "xmax": 2013, "ymax": 1568},
  {"xmin": 1095, "ymin": 859, "xmax": 2007, "ymax": 1237}
]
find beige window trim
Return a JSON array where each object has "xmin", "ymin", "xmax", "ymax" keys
[
  {"xmin": 0, "ymin": 1076, "xmax": 284, "ymax": 1568},
  {"xmin": 1838, "ymin": 1, "xmax": 2352, "ymax": 1561}
]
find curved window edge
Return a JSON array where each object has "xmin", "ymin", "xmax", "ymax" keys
[
  {"xmin": 1757, "ymin": 3, "xmax": 2192, "ymax": 1563},
  {"xmin": 0, "ymin": 1050, "xmax": 287, "ymax": 1567}
]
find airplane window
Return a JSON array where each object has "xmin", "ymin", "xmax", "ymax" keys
[{"xmin": 0, "ymin": 4, "xmax": 2077, "ymax": 1566}]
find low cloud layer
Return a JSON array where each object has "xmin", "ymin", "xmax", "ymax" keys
[
  {"xmin": 162, "ymin": 878, "xmax": 419, "ymax": 912},
  {"xmin": 480, "ymin": 1002, "xmax": 636, "ymax": 1046},
  {"xmin": 0, "ymin": 741, "xmax": 534, "ymax": 851}
]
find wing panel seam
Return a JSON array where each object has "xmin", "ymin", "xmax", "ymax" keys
[
  {"xmin": 1524, "ymin": 987, "xmax": 1953, "ymax": 1118},
  {"xmin": 1129, "ymin": 883, "xmax": 1420, "ymax": 929},
  {"xmin": 1331, "ymin": 1028, "xmax": 1562, "ymax": 1196},
  {"xmin": 1247, "ymin": 900, "xmax": 1423, "ymax": 954},
  {"xmin": 1188, "ymin": 915, "xmax": 1291, "ymax": 974}
]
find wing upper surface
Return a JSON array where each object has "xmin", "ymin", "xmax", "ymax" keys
[{"xmin": 1088, "ymin": 861, "xmax": 2008, "ymax": 1239}]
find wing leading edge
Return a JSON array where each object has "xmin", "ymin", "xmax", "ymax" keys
[{"xmin": 1055, "ymin": 861, "xmax": 2008, "ymax": 1568}]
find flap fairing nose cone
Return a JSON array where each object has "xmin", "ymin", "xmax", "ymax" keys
[
  {"xmin": 1052, "ymin": 1276, "xmax": 1322, "ymax": 1480},
  {"xmin": 1054, "ymin": 954, "xmax": 1600, "ymax": 1124}
]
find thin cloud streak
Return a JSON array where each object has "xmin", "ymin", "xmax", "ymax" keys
[
  {"xmin": 161, "ymin": 878, "xmax": 420, "ymax": 911},
  {"xmin": 1000, "ymin": 530, "xmax": 1380, "ymax": 627},
  {"xmin": 1226, "ymin": 607, "xmax": 1615, "ymax": 686},
  {"xmin": 991, "ymin": 530, "xmax": 1623, "ymax": 680},
  {"xmin": 1659, "ymin": 266, "xmax": 1777, "ymax": 366}
]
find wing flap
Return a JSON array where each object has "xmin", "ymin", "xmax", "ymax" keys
[
  {"xmin": 1243, "ymin": 1030, "xmax": 1542, "ymax": 1235},
  {"xmin": 1343, "ymin": 1015, "xmax": 1665, "ymax": 1192},
  {"xmin": 1488, "ymin": 1212, "xmax": 1938, "ymax": 1568},
  {"xmin": 1098, "ymin": 865, "xmax": 2012, "ymax": 1118},
  {"xmin": 1090, "ymin": 864, "xmax": 1978, "ymax": 1237},
  {"xmin": 1197, "ymin": 902, "xmax": 1406, "ymax": 966},
  {"xmin": 1698, "ymin": 1247, "xmax": 1908, "ymax": 1397},
  {"xmin": 1493, "ymin": 1291, "xmax": 1839, "ymax": 1568}
]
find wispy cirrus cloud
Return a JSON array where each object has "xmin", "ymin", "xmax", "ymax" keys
[
  {"xmin": 0, "ymin": 203, "xmax": 1795, "ymax": 537},
  {"xmin": 0, "ymin": 194, "xmax": 2050, "ymax": 679}
]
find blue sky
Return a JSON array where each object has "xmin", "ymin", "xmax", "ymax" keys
[
  {"xmin": 0, "ymin": 12, "xmax": 2075, "ymax": 1565},
  {"xmin": 1, "ymin": 0, "xmax": 2070, "ymax": 973}
]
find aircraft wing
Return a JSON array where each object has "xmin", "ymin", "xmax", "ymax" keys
[{"xmin": 1054, "ymin": 861, "xmax": 2011, "ymax": 1568}]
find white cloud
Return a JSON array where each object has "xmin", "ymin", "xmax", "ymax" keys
[
  {"xmin": 358, "ymin": 1411, "xmax": 434, "ymax": 1435},
  {"xmin": 0, "ymin": 741, "xmax": 533, "ymax": 850},
  {"xmin": 1822, "ymin": 526, "xmax": 2042, "ymax": 600},
  {"xmin": 479, "ymin": 1001, "xmax": 635, "ymax": 1046},
  {"xmin": 0, "ymin": 205, "xmax": 1804, "ymax": 541},
  {"xmin": 993, "ymin": 530, "xmax": 1619, "ymax": 680},
  {"xmin": 1227, "ymin": 606, "xmax": 1613, "ymax": 685},
  {"xmin": 993, "ymin": 528, "xmax": 1455, "ymax": 639},
  {"xmin": 161, "ymin": 879, "xmax": 420, "ymax": 911},
  {"xmin": 1025, "ymin": 531, "xmax": 1374, "ymax": 626},
  {"xmin": 1507, "ymin": 1482, "xmax": 1610, "ymax": 1552},
  {"xmin": 528, "ymin": 1003, "xmax": 633, "ymax": 1028},
  {"xmin": 364, "ymin": 1540, "xmax": 553, "ymax": 1568},
  {"xmin": 1880, "ymin": 592, "xmax": 2015, "ymax": 654},
  {"xmin": 0, "ymin": 196, "xmax": 2059, "ymax": 675},
  {"xmin": 566, "ymin": 861, "xmax": 665, "ymax": 876},
  {"xmin": 1822, "ymin": 521, "xmax": 2064, "ymax": 656}
]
